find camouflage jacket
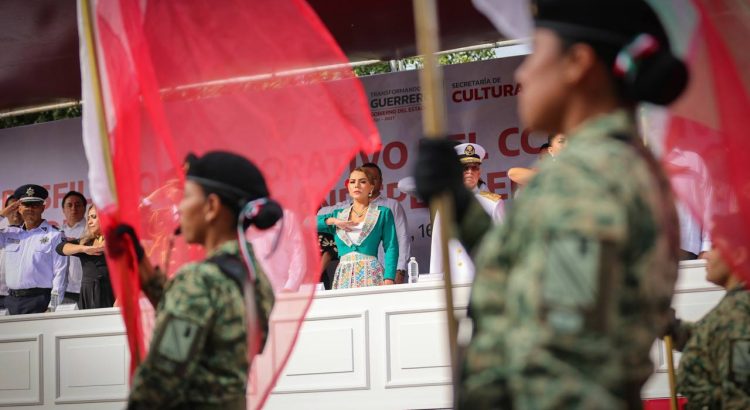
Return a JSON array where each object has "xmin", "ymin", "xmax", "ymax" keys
[
  {"xmin": 456, "ymin": 109, "xmax": 680, "ymax": 409},
  {"xmin": 677, "ymin": 283, "xmax": 750, "ymax": 409},
  {"xmin": 128, "ymin": 240, "xmax": 275, "ymax": 410}
]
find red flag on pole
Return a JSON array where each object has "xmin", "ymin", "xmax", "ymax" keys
[
  {"xmin": 650, "ymin": 0, "xmax": 750, "ymax": 280},
  {"xmin": 79, "ymin": 0, "xmax": 379, "ymax": 407}
]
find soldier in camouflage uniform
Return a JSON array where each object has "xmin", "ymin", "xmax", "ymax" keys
[
  {"xmin": 667, "ymin": 228, "xmax": 750, "ymax": 409},
  {"xmin": 416, "ymin": 0, "xmax": 688, "ymax": 408},
  {"xmin": 120, "ymin": 151, "xmax": 278, "ymax": 410}
]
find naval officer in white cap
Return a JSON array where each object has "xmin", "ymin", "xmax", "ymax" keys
[{"xmin": 429, "ymin": 143, "xmax": 504, "ymax": 282}]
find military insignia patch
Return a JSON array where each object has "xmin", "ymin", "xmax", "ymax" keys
[
  {"xmin": 542, "ymin": 236, "xmax": 606, "ymax": 333},
  {"xmin": 731, "ymin": 339, "xmax": 750, "ymax": 391},
  {"xmin": 40, "ymin": 236, "xmax": 49, "ymax": 245},
  {"xmin": 464, "ymin": 144, "xmax": 476, "ymax": 156},
  {"xmin": 156, "ymin": 316, "xmax": 203, "ymax": 364}
]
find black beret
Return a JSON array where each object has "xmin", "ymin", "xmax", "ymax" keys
[
  {"xmin": 532, "ymin": 0, "xmax": 670, "ymax": 48},
  {"xmin": 532, "ymin": 0, "xmax": 688, "ymax": 105},
  {"xmin": 14, "ymin": 184, "xmax": 48, "ymax": 203},
  {"xmin": 184, "ymin": 151, "xmax": 268, "ymax": 205}
]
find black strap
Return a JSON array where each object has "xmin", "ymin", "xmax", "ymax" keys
[{"xmin": 206, "ymin": 254, "xmax": 247, "ymax": 295}]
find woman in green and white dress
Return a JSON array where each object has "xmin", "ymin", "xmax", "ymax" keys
[{"xmin": 317, "ymin": 167, "xmax": 398, "ymax": 288}]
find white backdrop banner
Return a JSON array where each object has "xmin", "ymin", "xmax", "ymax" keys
[
  {"xmin": 323, "ymin": 56, "xmax": 544, "ymax": 268},
  {"xmin": 0, "ymin": 57, "xmax": 538, "ymax": 268},
  {"xmin": 0, "ymin": 119, "xmax": 89, "ymax": 227}
]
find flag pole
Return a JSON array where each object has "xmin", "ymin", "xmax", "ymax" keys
[
  {"xmin": 412, "ymin": 0, "xmax": 459, "ymax": 392},
  {"xmin": 664, "ymin": 335, "xmax": 679, "ymax": 410},
  {"xmin": 80, "ymin": 0, "xmax": 143, "ymax": 367},
  {"xmin": 80, "ymin": 0, "xmax": 118, "ymax": 205}
]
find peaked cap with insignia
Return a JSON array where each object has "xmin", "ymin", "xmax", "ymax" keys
[
  {"xmin": 454, "ymin": 143, "xmax": 487, "ymax": 165},
  {"xmin": 14, "ymin": 184, "xmax": 48, "ymax": 204}
]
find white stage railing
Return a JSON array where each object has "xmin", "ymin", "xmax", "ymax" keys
[{"xmin": 0, "ymin": 261, "xmax": 721, "ymax": 409}]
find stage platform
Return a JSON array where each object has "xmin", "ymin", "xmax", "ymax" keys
[{"xmin": 0, "ymin": 260, "xmax": 719, "ymax": 409}]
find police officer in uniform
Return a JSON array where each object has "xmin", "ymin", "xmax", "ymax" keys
[
  {"xmin": 0, "ymin": 185, "xmax": 68, "ymax": 315},
  {"xmin": 121, "ymin": 151, "xmax": 279, "ymax": 410},
  {"xmin": 429, "ymin": 143, "xmax": 504, "ymax": 281},
  {"xmin": 416, "ymin": 0, "xmax": 687, "ymax": 407},
  {"xmin": 0, "ymin": 195, "xmax": 23, "ymax": 311}
]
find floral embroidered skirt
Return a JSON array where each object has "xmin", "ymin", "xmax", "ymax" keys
[{"xmin": 333, "ymin": 252, "xmax": 384, "ymax": 289}]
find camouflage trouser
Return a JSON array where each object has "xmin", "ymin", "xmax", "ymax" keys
[
  {"xmin": 132, "ymin": 396, "xmax": 245, "ymax": 410},
  {"xmin": 189, "ymin": 396, "xmax": 245, "ymax": 410}
]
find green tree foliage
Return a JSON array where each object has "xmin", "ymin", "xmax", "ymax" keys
[
  {"xmin": 353, "ymin": 61, "xmax": 393, "ymax": 77},
  {"xmin": 439, "ymin": 48, "xmax": 496, "ymax": 65},
  {"xmin": 353, "ymin": 48, "xmax": 496, "ymax": 77},
  {"xmin": 0, "ymin": 105, "xmax": 82, "ymax": 129}
]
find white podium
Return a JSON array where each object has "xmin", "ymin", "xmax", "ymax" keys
[{"xmin": 0, "ymin": 261, "xmax": 722, "ymax": 409}]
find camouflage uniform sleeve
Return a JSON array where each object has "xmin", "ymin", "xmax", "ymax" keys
[
  {"xmin": 457, "ymin": 223, "xmax": 513, "ymax": 409},
  {"xmin": 506, "ymin": 161, "xmax": 630, "ymax": 409},
  {"xmin": 128, "ymin": 264, "xmax": 216, "ymax": 409},
  {"xmin": 676, "ymin": 316, "xmax": 724, "ymax": 409},
  {"xmin": 723, "ymin": 338, "xmax": 750, "ymax": 409},
  {"xmin": 676, "ymin": 291, "xmax": 750, "ymax": 409},
  {"xmin": 715, "ymin": 292, "xmax": 750, "ymax": 409}
]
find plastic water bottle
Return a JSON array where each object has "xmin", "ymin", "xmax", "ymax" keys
[{"xmin": 407, "ymin": 257, "xmax": 419, "ymax": 283}]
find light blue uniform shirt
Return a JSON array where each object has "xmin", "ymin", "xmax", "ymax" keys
[{"xmin": 0, "ymin": 220, "xmax": 69, "ymax": 309}]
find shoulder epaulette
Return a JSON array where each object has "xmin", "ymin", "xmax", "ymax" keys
[{"xmin": 479, "ymin": 191, "xmax": 502, "ymax": 202}]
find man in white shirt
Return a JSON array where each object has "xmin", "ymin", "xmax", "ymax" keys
[
  {"xmin": 60, "ymin": 191, "xmax": 87, "ymax": 305},
  {"xmin": 0, "ymin": 195, "xmax": 23, "ymax": 312},
  {"xmin": 665, "ymin": 147, "xmax": 712, "ymax": 260},
  {"xmin": 1, "ymin": 185, "xmax": 68, "ymax": 314},
  {"xmin": 429, "ymin": 143, "xmax": 504, "ymax": 281}
]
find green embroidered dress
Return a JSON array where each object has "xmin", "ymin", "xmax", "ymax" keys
[{"xmin": 317, "ymin": 203, "xmax": 398, "ymax": 288}]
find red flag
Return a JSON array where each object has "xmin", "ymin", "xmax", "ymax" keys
[
  {"xmin": 83, "ymin": 0, "xmax": 379, "ymax": 407},
  {"xmin": 655, "ymin": 0, "xmax": 750, "ymax": 280}
]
